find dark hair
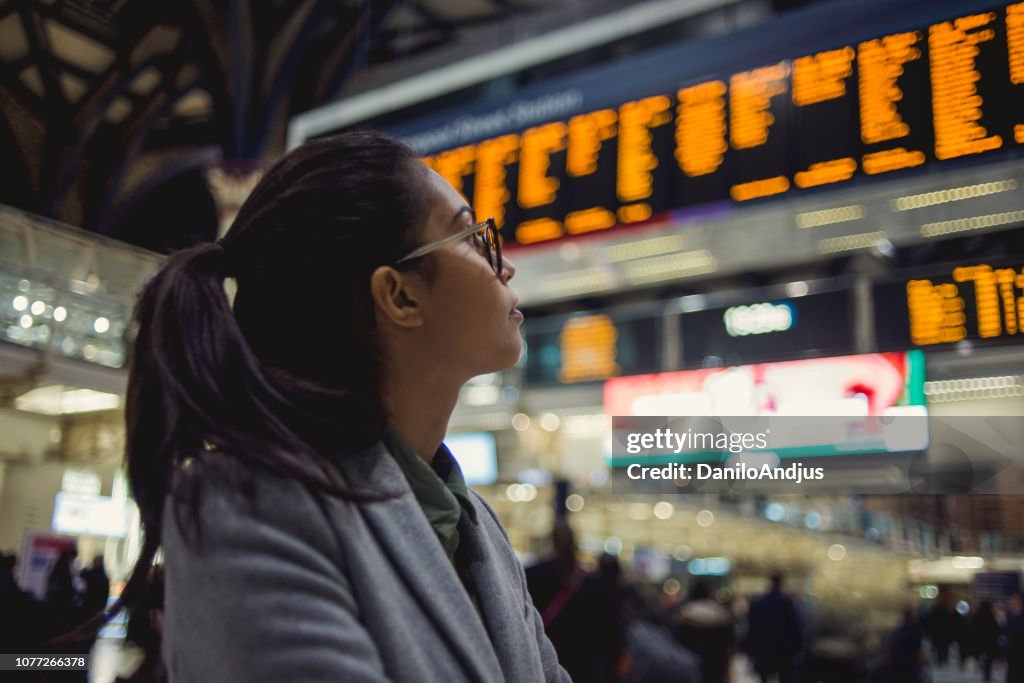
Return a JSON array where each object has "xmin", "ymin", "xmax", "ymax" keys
[{"xmin": 88, "ymin": 130, "xmax": 434, "ymax": 636}]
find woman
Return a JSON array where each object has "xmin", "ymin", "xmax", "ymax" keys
[{"xmin": 118, "ymin": 130, "xmax": 569, "ymax": 682}]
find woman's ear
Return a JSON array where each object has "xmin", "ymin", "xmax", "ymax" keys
[{"xmin": 370, "ymin": 266, "xmax": 425, "ymax": 328}]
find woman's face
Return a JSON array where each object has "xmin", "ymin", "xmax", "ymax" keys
[{"xmin": 412, "ymin": 166, "xmax": 523, "ymax": 378}]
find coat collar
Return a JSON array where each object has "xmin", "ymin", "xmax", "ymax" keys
[{"xmin": 325, "ymin": 441, "xmax": 505, "ymax": 681}]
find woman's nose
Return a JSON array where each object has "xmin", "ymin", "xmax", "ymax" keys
[{"xmin": 501, "ymin": 256, "xmax": 516, "ymax": 283}]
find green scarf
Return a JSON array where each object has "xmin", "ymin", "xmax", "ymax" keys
[{"xmin": 383, "ymin": 429, "xmax": 477, "ymax": 563}]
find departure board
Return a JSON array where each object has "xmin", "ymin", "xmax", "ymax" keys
[
  {"xmin": 679, "ymin": 291, "xmax": 855, "ymax": 368},
  {"xmin": 874, "ymin": 261, "xmax": 1024, "ymax": 350},
  {"xmin": 522, "ymin": 311, "xmax": 661, "ymax": 387},
  {"xmin": 417, "ymin": 3, "xmax": 1024, "ymax": 248}
]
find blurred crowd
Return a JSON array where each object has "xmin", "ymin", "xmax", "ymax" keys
[
  {"xmin": 1, "ymin": 550, "xmax": 107, "ymax": 655},
  {"xmin": 0, "ymin": 549, "xmax": 170, "ymax": 682},
  {"xmin": 523, "ymin": 522, "xmax": 1024, "ymax": 683},
  {"xmin": 4, "ymin": 534, "xmax": 1024, "ymax": 683}
]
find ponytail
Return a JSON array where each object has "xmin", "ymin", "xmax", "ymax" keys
[
  {"xmin": 86, "ymin": 129, "xmax": 425, "ymax": 640},
  {"xmin": 104, "ymin": 238, "xmax": 386, "ymax": 637}
]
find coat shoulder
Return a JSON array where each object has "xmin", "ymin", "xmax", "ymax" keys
[{"xmin": 163, "ymin": 451, "xmax": 349, "ymax": 569}]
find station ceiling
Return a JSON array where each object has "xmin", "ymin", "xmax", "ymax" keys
[{"xmin": 0, "ymin": 0, "xmax": 789, "ymax": 250}]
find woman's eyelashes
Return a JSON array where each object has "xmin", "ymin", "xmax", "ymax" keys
[{"xmin": 467, "ymin": 231, "xmax": 487, "ymax": 256}]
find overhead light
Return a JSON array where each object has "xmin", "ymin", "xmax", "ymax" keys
[
  {"xmin": 511, "ymin": 413, "xmax": 530, "ymax": 431},
  {"xmin": 785, "ymin": 281, "xmax": 809, "ymax": 297},
  {"xmin": 795, "ymin": 205, "xmax": 864, "ymax": 229},
  {"xmin": 541, "ymin": 267, "xmax": 616, "ymax": 297},
  {"xmin": 539, "ymin": 412, "xmax": 561, "ymax": 431},
  {"xmin": 622, "ymin": 249, "xmax": 715, "ymax": 284},
  {"xmin": 605, "ymin": 234, "xmax": 686, "ymax": 262},
  {"xmin": 565, "ymin": 493, "xmax": 585, "ymax": 512},
  {"xmin": 818, "ymin": 231, "xmax": 888, "ymax": 254},
  {"xmin": 951, "ymin": 556, "xmax": 984, "ymax": 570},
  {"xmin": 924, "ymin": 375, "xmax": 1024, "ymax": 402},
  {"xmin": 562, "ymin": 413, "xmax": 611, "ymax": 435},
  {"xmin": 464, "ymin": 384, "xmax": 501, "ymax": 406},
  {"xmin": 15, "ymin": 385, "xmax": 122, "ymax": 416},
  {"xmin": 921, "ymin": 210, "xmax": 1024, "ymax": 238},
  {"xmin": 653, "ymin": 501, "xmax": 674, "ymax": 519},
  {"xmin": 891, "ymin": 180, "xmax": 1016, "ymax": 211}
]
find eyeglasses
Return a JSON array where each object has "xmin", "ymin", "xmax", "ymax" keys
[{"xmin": 396, "ymin": 217, "xmax": 503, "ymax": 277}]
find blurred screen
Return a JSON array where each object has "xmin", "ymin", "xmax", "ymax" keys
[
  {"xmin": 388, "ymin": 3, "xmax": 1024, "ymax": 248},
  {"xmin": 604, "ymin": 351, "xmax": 928, "ymax": 464},
  {"xmin": 51, "ymin": 493, "xmax": 129, "ymax": 538},
  {"xmin": 605, "ymin": 351, "xmax": 926, "ymax": 417},
  {"xmin": 874, "ymin": 259, "xmax": 1024, "ymax": 351},
  {"xmin": 445, "ymin": 432, "xmax": 499, "ymax": 486},
  {"xmin": 680, "ymin": 290, "xmax": 855, "ymax": 367},
  {"xmin": 523, "ymin": 311, "xmax": 661, "ymax": 386}
]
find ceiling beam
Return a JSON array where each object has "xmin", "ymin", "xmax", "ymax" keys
[
  {"xmin": 0, "ymin": 64, "xmax": 48, "ymax": 116},
  {"xmin": 48, "ymin": 50, "xmax": 183, "ymax": 214},
  {"xmin": 250, "ymin": 0, "xmax": 342, "ymax": 155},
  {"xmin": 93, "ymin": 60, "xmax": 200, "ymax": 233},
  {"xmin": 289, "ymin": 0, "xmax": 737, "ymax": 147},
  {"xmin": 312, "ymin": 0, "xmax": 401, "ymax": 105},
  {"xmin": 70, "ymin": 22, "xmax": 171, "ymax": 128},
  {"xmin": 0, "ymin": 0, "xmax": 22, "ymax": 22},
  {"xmin": 177, "ymin": 0, "xmax": 233, "ymax": 154},
  {"xmin": 18, "ymin": 7, "xmax": 67, "ymax": 112},
  {"xmin": 31, "ymin": 0, "xmax": 119, "ymax": 44},
  {"xmin": 410, "ymin": 1, "xmax": 457, "ymax": 38}
]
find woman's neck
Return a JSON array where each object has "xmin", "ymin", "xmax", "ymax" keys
[{"xmin": 379, "ymin": 364, "xmax": 461, "ymax": 463}]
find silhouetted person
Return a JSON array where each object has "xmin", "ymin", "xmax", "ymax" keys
[
  {"xmin": 966, "ymin": 601, "xmax": 1001, "ymax": 681},
  {"xmin": 1, "ymin": 552, "xmax": 46, "ymax": 652},
  {"xmin": 45, "ymin": 549, "xmax": 83, "ymax": 644},
  {"xmin": 41, "ymin": 549, "xmax": 90, "ymax": 682},
  {"xmin": 923, "ymin": 585, "xmax": 963, "ymax": 666},
  {"xmin": 1006, "ymin": 593, "xmax": 1024, "ymax": 683},
  {"xmin": 588, "ymin": 553, "xmax": 627, "ymax": 676},
  {"xmin": 526, "ymin": 521, "xmax": 619, "ymax": 682},
  {"xmin": 45, "ymin": 550, "xmax": 79, "ymax": 609},
  {"xmin": 673, "ymin": 580, "xmax": 735, "ymax": 683},
  {"xmin": 621, "ymin": 589, "xmax": 699, "ymax": 683},
  {"xmin": 744, "ymin": 574, "xmax": 801, "ymax": 683},
  {"xmin": 75, "ymin": 555, "xmax": 110, "ymax": 664},
  {"xmin": 80, "ymin": 555, "xmax": 109, "ymax": 616},
  {"xmin": 884, "ymin": 608, "xmax": 924, "ymax": 683}
]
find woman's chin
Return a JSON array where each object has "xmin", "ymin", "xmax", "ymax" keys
[{"xmin": 494, "ymin": 338, "xmax": 523, "ymax": 372}]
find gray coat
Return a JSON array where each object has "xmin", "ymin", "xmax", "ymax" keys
[{"xmin": 162, "ymin": 442, "xmax": 571, "ymax": 682}]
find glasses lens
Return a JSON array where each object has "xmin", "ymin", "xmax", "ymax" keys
[{"xmin": 487, "ymin": 220, "xmax": 501, "ymax": 276}]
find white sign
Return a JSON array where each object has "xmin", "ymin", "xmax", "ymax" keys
[
  {"xmin": 723, "ymin": 302, "xmax": 794, "ymax": 337},
  {"xmin": 61, "ymin": 468, "xmax": 101, "ymax": 497},
  {"xmin": 52, "ymin": 493, "xmax": 129, "ymax": 538}
]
